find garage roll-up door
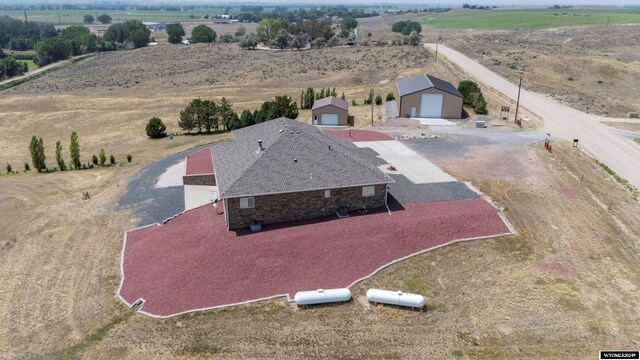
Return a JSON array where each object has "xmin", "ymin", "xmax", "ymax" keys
[
  {"xmin": 419, "ymin": 94, "xmax": 443, "ymax": 118},
  {"xmin": 320, "ymin": 113, "xmax": 339, "ymax": 125}
]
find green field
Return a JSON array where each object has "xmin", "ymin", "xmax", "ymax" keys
[
  {"xmin": 419, "ymin": 8, "xmax": 640, "ymax": 30},
  {"xmin": 18, "ymin": 60, "xmax": 38, "ymax": 71}
]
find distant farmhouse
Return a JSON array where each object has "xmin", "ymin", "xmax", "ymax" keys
[
  {"xmin": 183, "ymin": 118, "xmax": 394, "ymax": 230},
  {"xmin": 312, "ymin": 96, "xmax": 349, "ymax": 126},
  {"xmin": 143, "ymin": 22, "xmax": 166, "ymax": 32},
  {"xmin": 397, "ymin": 74, "xmax": 463, "ymax": 119}
]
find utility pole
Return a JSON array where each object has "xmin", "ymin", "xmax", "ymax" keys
[
  {"xmin": 370, "ymin": 89, "xmax": 374, "ymax": 126},
  {"xmin": 24, "ymin": 11, "xmax": 28, "ymax": 23},
  {"xmin": 514, "ymin": 76, "xmax": 522, "ymax": 124}
]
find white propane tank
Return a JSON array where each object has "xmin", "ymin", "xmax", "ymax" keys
[
  {"xmin": 294, "ymin": 288, "xmax": 352, "ymax": 306},
  {"xmin": 366, "ymin": 289, "xmax": 425, "ymax": 309}
]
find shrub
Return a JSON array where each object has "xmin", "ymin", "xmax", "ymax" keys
[
  {"xmin": 69, "ymin": 131, "xmax": 81, "ymax": 169},
  {"xmin": 99, "ymin": 149, "xmax": 106, "ymax": 166},
  {"xmin": 457, "ymin": 80, "xmax": 482, "ymax": 106},
  {"xmin": 351, "ymin": 99, "xmax": 357, "ymax": 106},
  {"xmin": 24, "ymin": 162, "xmax": 30, "ymax": 172},
  {"xmin": 386, "ymin": 92, "xmax": 395, "ymax": 101},
  {"xmin": 347, "ymin": 115, "xmax": 355, "ymax": 126},
  {"xmin": 127, "ymin": 154, "xmax": 132, "ymax": 163},
  {"xmin": 375, "ymin": 94, "xmax": 383, "ymax": 105},
  {"xmin": 110, "ymin": 154, "xmax": 115, "ymax": 165},
  {"xmin": 146, "ymin": 117, "xmax": 167, "ymax": 139},
  {"xmin": 92, "ymin": 154, "xmax": 98, "ymax": 165},
  {"xmin": 190, "ymin": 25, "xmax": 217, "ymax": 43},
  {"xmin": 6, "ymin": 163, "xmax": 11, "ymax": 174}
]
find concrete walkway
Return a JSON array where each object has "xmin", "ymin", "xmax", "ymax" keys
[
  {"xmin": 356, "ymin": 140, "xmax": 456, "ymax": 184},
  {"xmin": 411, "ymin": 117, "xmax": 457, "ymax": 126},
  {"xmin": 426, "ymin": 43, "xmax": 640, "ymax": 189}
]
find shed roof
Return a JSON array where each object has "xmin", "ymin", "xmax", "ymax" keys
[
  {"xmin": 312, "ymin": 96, "xmax": 349, "ymax": 111},
  {"xmin": 211, "ymin": 118, "xmax": 393, "ymax": 198},
  {"xmin": 397, "ymin": 74, "xmax": 462, "ymax": 98}
]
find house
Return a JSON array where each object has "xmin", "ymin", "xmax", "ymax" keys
[
  {"xmin": 142, "ymin": 22, "xmax": 166, "ymax": 32},
  {"xmin": 311, "ymin": 96, "xmax": 349, "ymax": 126},
  {"xmin": 185, "ymin": 118, "xmax": 394, "ymax": 230},
  {"xmin": 397, "ymin": 74, "xmax": 463, "ymax": 119}
]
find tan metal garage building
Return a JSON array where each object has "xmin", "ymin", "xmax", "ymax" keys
[
  {"xmin": 311, "ymin": 96, "xmax": 349, "ymax": 126},
  {"xmin": 397, "ymin": 74, "xmax": 463, "ymax": 119}
]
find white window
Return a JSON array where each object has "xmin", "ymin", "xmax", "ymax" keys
[
  {"xmin": 324, "ymin": 190, "xmax": 331, "ymax": 198},
  {"xmin": 362, "ymin": 186, "xmax": 375, "ymax": 197},
  {"xmin": 239, "ymin": 197, "xmax": 255, "ymax": 209}
]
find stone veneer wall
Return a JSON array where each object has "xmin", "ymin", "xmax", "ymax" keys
[
  {"xmin": 183, "ymin": 174, "xmax": 216, "ymax": 186},
  {"xmin": 226, "ymin": 184, "xmax": 387, "ymax": 230}
]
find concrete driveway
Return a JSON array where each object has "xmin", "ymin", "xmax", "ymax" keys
[
  {"xmin": 355, "ymin": 140, "xmax": 456, "ymax": 184},
  {"xmin": 426, "ymin": 43, "xmax": 640, "ymax": 189}
]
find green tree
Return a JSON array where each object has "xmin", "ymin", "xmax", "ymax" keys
[
  {"xmin": 146, "ymin": 117, "xmax": 166, "ymax": 139},
  {"xmin": 457, "ymin": 80, "xmax": 482, "ymax": 106},
  {"xmin": 28, "ymin": 136, "xmax": 46, "ymax": 172},
  {"xmin": 190, "ymin": 25, "xmax": 216, "ymax": 43},
  {"xmin": 104, "ymin": 20, "xmax": 150, "ymax": 48},
  {"xmin": 92, "ymin": 154, "xmax": 98, "ymax": 165},
  {"xmin": 178, "ymin": 106, "xmax": 197, "ymax": 133},
  {"xmin": 341, "ymin": 16, "xmax": 358, "ymax": 30},
  {"xmin": 474, "ymin": 93, "xmax": 488, "ymax": 115},
  {"xmin": 239, "ymin": 33, "xmax": 258, "ymax": 50},
  {"xmin": 234, "ymin": 26, "xmax": 247, "ymax": 38},
  {"xmin": 386, "ymin": 92, "xmax": 395, "ymax": 101},
  {"xmin": 99, "ymin": 148, "xmax": 106, "ymax": 166},
  {"xmin": 0, "ymin": 57, "xmax": 26, "ymax": 79},
  {"xmin": 407, "ymin": 31, "xmax": 422, "ymax": 46},
  {"xmin": 218, "ymin": 97, "xmax": 234, "ymax": 130},
  {"xmin": 24, "ymin": 162, "xmax": 30, "ymax": 172},
  {"xmin": 291, "ymin": 32, "xmax": 310, "ymax": 50},
  {"xmin": 341, "ymin": 92, "xmax": 345, "ymax": 100},
  {"xmin": 260, "ymin": 95, "xmax": 298, "ymax": 120},
  {"xmin": 227, "ymin": 112, "xmax": 242, "ymax": 130},
  {"xmin": 256, "ymin": 18, "xmax": 290, "ymax": 41},
  {"xmin": 375, "ymin": 94, "xmax": 383, "ymax": 105},
  {"xmin": 34, "ymin": 38, "xmax": 72, "ymax": 66},
  {"xmin": 55, "ymin": 140, "xmax": 66, "ymax": 171},
  {"xmin": 127, "ymin": 154, "xmax": 132, "ymax": 163},
  {"xmin": 166, "ymin": 23, "xmax": 186, "ymax": 44},
  {"xmin": 110, "ymin": 154, "xmax": 115, "ymax": 165},
  {"xmin": 6, "ymin": 162, "xmax": 11, "ymax": 174},
  {"xmin": 97, "ymin": 14, "xmax": 112, "ymax": 24},
  {"xmin": 69, "ymin": 131, "xmax": 81, "ymax": 169},
  {"xmin": 83, "ymin": 14, "xmax": 94, "ymax": 24},
  {"xmin": 274, "ymin": 29, "xmax": 290, "ymax": 50},
  {"xmin": 239, "ymin": 109, "xmax": 254, "ymax": 128}
]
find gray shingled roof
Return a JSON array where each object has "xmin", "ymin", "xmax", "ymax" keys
[
  {"xmin": 311, "ymin": 96, "xmax": 349, "ymax": 111},
  {"xmin": 211, "ymin": 118, "xmax": 393, "ymax": 198},
  {"xmin": 397, "ymin": 74, "xmax": 462, "ymax": 98}
]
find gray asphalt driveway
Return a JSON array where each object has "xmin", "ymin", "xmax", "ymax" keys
[{"xmin": 119, "ymin": 143, "xmax": 214, "ymax": 226}]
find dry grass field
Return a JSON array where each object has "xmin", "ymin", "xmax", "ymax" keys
[
  {"xmin": 443, "ymin": 25, "xmax": 640, "ymax": 118},
  {"xmin": 1, "ymin": 38, "xmax": 639, "ymax": 359}
]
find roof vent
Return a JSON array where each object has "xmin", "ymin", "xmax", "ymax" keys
[
  {"xmin": 296, "ymin": 130, "xmax": 300, "ymax": 134},
  {"xmin": 328, "ymin": 145, "xmax": 332, "ymax": 150},
  {"xmin": 278, "ymin": 129, "xmax": 284, "ymax": 133},
  {"xmin": 257, "ymin": 139, "xmax": 264, "ymax": 153},
  {"xmin": 294, "ymin": 158, "xmax": 297, "ymax": 163}
]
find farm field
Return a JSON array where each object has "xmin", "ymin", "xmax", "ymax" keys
[
  {"xmin": 419, "ymin": 8, "xmax": 640, "ymax": 30},
  {"xmin": 0, "ymin": 15, "xmax": 639, "ymax": 359}
]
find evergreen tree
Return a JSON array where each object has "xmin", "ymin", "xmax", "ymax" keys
[
  {"xmin": 341, "ymin": 92, "xmax": 345, "ymax": 100},
  {"xmin": 69, "ymin": 131, "xmax": 80, "ymax": 169},
  {"xmin": 99, "ymin": 148, "xmax": 106, "ymax": 166},
  {"xmin": 55, "ymin": 140, "xmax": 66, "ymax": 171},
  {"xmin": 146, "ymin": 117, "xmax": 167, "ymax": 139},
  {"xmin": 109, "ymin": 154, "xmax": 115, "ymax": 165},
  {"xmin": 240, "ymin": 109, "xmax": 254, "ymax": 127},
  {"xmin": 332, "ymin": 87, "xmax": 337, "ymax": 97},
  {"xmin": 28, "ymin": 136, "xmax": 46, "ymax": 172},
  {"xmin": 218, "ymin": 97, "xmax": 234, "ymax": 131}
]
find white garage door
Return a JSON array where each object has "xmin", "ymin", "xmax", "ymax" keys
[
  {"xmin": 320, "ymin": 113, "xmax": 339, "ymax": 126},
  {"xmin": 419, "ymin": 94, "xmax": 443, "ymax": 118}
]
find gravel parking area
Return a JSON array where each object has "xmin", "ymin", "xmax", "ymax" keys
[{"xmin": 118, "ymin": 197, "xmax": 511, "ymax": 317}]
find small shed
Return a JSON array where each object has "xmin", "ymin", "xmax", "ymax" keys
[
  {"xmin": 397, "ymin": 74, "xmax": 463, "ymax": 119},
  {"xmin": 311, "ymin": 96, "xmax": 349, "ymax": 126}
]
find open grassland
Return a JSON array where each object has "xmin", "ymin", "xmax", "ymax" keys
[
  {"xmin": 443, "ymin": 25, "xmax": 640, "ymax": 118},
  {"xmin": 1, "ymin": 41, "xmax": 639, "ymax": 359},
  {"xmin": 17, "ymin": 59, "xmax": 37, "ymax": 70},
  {"xmin": 419, "ymin": 8, "xmax": 640, "ymax": 30}
]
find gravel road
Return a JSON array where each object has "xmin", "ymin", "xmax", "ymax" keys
[{"xmin": 426, "ymin": 43, "xmax": 640, "ymax": 189}]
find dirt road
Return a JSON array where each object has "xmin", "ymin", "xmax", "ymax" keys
[
  {"xmin": 426, "ymin": 43, "xmax": 640, "ymax": 190},
  {"xmin": 0, "ymin": 54, "xmax": 92, "ymax": 88}
]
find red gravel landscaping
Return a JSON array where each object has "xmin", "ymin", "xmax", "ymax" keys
[
  {"xmin": 119, "ymin": 198, "xmax": 511, "ymax": 317},
  {"xmin": 325, "ymin": 129, "xmax": 394, "ymax": 142},
  {"xmin": 185, "ymin": 148, "xmax": 214, "ymax": 175}
]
